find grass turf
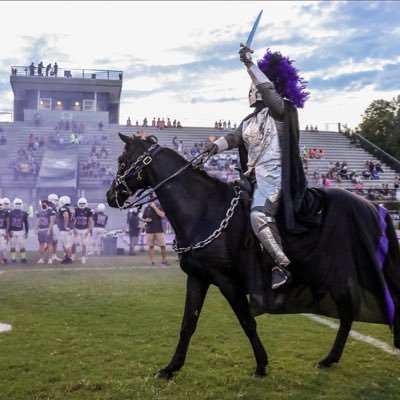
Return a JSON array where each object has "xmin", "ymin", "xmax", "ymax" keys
[{"xmin": 0, "ymin": 253, "xmax": 399, "ymax": 399}]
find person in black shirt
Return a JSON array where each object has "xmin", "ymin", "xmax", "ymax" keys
[
  {"xmin": 9, "ymin": 198, "xmax": 29, "ymax": 264},
  {"xmin": 35, "ymin": 200, "xmax": 55, "ymax": 264},
  {"xmin": 142, "ymin": 198, "xmax": 169, "ymax": 266}
]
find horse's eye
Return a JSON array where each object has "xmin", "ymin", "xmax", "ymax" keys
[{"xmin": 120, "ymin": 163, "xmax": 125, "ymax": 169}]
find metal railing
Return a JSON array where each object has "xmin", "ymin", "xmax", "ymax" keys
[
  {"xmin": 10, "ymin": 66, "xmax": 123, "ymax": 81},
  {"xmin": 354, "ymin": 134, "xmax": 400, "ymax": 174}
]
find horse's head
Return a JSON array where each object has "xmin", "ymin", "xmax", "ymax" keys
[{"xmin": 106, "ymin": 133, "xmax": 159, "ymax": 209}]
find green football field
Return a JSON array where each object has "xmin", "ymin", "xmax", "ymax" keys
[{"xmin": 0, "ymin": 253, "xmax": 399, "ymax": 400}]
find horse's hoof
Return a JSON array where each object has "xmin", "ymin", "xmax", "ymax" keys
[
  {"xmin": 315, "ymin": 357, "xmax": 338, "ymax": 368},
  {"xmin": 252, "ymin": 367, "xmax": 268, "ymax": 378},
  {"xmin": 154, "ymin": 369, "xmax": 174, "ymax": 380},
  {"xmin": 315, "ymin": 362, "xmax": 330, "ymax": 369}
]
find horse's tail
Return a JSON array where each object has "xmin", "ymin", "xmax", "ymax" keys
[{"xmin": 382, "ymin": 212, "xmax": 400, "ymax": 348}]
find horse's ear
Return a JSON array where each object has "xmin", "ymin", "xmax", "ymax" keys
[
  {"xmin": 119, "ymin": 133, "xmax": 131, "ymax": 144},
  {"xmin": 147, "ymin": 135, "xmax": 158, "ymax": 145}
]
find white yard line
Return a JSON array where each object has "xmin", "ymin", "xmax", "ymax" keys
[{"xmin": 303, "ymin": 313, "xmax": 400, "ymax": 356}]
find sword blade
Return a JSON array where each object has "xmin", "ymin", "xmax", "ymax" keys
[{"xmin": 245, "ymin": 10, "xmax": 263, "ymax": 48}]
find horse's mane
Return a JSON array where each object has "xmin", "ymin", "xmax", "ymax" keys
[{"xmin": 164, "ymin": 145, "xmax": 232, "ymax": 192}]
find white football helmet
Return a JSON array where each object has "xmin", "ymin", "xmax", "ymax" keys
[
  {"xmin": 97, "ymin": 203, "xmax": 105, "ymax": 212},
  {"xmin": 59, "ymin": 195, "xmax": 71, "ymax": 207},
  {"xmin": 2, "ymin": 197, "xmax": 10, "ymax": 209},
  {"xmin": 48, "ymin": 193, "xmax": 59, "ymax": 205},
  {"xmin": 78, "ymin": 197, "xmax": 88, "ymax": 209},
  {"xmin": 13, "ymin": 198, "xmax": 23, "ymax": 209}
]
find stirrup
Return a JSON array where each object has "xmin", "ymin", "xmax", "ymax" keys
[{"xmin": 271, "ymin": 266, "xmax": 291, "ymax": 290}]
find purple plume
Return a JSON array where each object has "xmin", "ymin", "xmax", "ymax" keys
[{"xmin": 257, "ymin": 49, "xmax": 310, "ymax": 108}]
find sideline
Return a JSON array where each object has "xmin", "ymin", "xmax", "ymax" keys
[
  {"xmin": 0, "ymin": 265, "xmax": 179, "ymax": 273},
  {"xmin": 303, "ymin": 313, "xmax": 400, "ymax": 356},
  {"xmin": 0, "ymin": 323, "xmax": 12, "ymax": 333}
]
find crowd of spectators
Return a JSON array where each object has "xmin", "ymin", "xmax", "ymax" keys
[
  {"xmin": 214, "ymin": 120, "xmax": 237, "ymax": 131},
  {"xmin": 17, "ymin": 61, "xmax": 59, "ymax": 77},
  {"xmin": 8, "ymin": 146, "xmax": 40, "ymax": 180},
  {"xmin": 305, "ymin": 125, "xmax": 319, "ymax": 132}
]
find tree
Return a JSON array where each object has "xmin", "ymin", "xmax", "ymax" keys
[{"xmin": 359, "ymin": 96, "xmax": 400, "ymax": 159}]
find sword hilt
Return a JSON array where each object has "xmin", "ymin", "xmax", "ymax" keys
[{"xmin": 240, "ymin": 43, "xmax": 254, "ymax": 54}]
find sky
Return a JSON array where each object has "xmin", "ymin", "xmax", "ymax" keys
[{"xmin": 0, "ymin": 0, "xmax": 399, "ymax": 130}]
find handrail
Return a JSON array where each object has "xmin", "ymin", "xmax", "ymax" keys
[
  {"xmin": 10, "ymin": 66, "xmax": 123, "ymax": 81},
  {"xmin": 355, "ymin": 133, "xmax": 400, "ymax": 173}
]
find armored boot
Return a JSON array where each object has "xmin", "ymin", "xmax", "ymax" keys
[{"xmin": 251, "ymin": 208, "xmax": 291, "ymax": 289}]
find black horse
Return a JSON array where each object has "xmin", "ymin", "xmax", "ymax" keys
[{"xmin": 107, "ymin": 134, "xmax": 400, "ymax": 378}]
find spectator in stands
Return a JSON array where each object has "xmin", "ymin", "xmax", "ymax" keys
[
  {"xmin": 177, "ymin": 121, "xmax": 182, "ymax": 129},
  {"xmin": 143, "ymin": 117, "xmax": 148, "ymax": 127},
  {"xmin": 172, "ymin": 135, "xmax": 178, "ymax": 150},
  {"xmin": 45, "ymin": 63, "xmax": 52, "ymax": 77},
  {"xmin": 78, "ymin": 123, "xmax": 85, "ymax": 134},
  {"xmin": 99, "ymin": 145, "xmax": 108, "ymax": 159},
  {"xmin": 371, "ymin": 165, "xmax": 380, "ymax": 180},
  {"xmin": 28, "ymin": 62, "xmax": 35, "ymax": 76},
  {"xmin": 152, "ymin": 117, "xmax": 156, "ymax": 127},
  {"xmin": 34, "ymin": 112, "xmax": 41, "ymax": 126},
  {"xmin": 167, "ymin": 118, "xmax": 172, "ymax": 128},
  {"xmin": 126, "ymin": 117, "xmax": 132, "ymax": 126},
  {"xmin": 322, "ymin": 174, "xmax": 331, "ymax": 187},
  {"xmin": 98, "ymin": 121, "xmax": 104, "ymax": 130},
  {"xmin": 52, "ymin": 62, "xmax": 58, "ymax": 77},
  {"xmin": 394, "ymin": 176, "xmax": 400, "ymax": 190},
  {"xmin": 362, "ymin": 168, "xmax": 372, "ymax": 180},
  {"xmin": 27, "ymin": 134, "xmax": 37, "ymax": 151},
  {"xmin": 309, "ymin": 148, "xmax": 317, "ymax": 159},
  {"xmin": 37, "ymin": 62, "xmax": 44, "ymax": 76},
  {"xmin": 173, "ymin": 119, "xmax": 177, "ymax": 128},
  {"xmin": 70, "ymin": 132, "xmax": 79, "ymax": 145},
  {"xmin": 0, "ymin": 134, "xmax": 7, "ymax": 146},
  {"xmin": 375, "ymin": 162, "xmax": 384, "ymax": 173}
]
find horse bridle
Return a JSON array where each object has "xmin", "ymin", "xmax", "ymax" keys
[
  {"xmin": 113, "ymin": 142, "xmax": 243, "ymax": 253},
  {"xmin": 113, "ymin": 143, "xmax": 208, "ymax": 210}
]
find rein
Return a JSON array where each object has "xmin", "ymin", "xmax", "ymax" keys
[
  {"xmin": 114, "ymin": 145, "xmax": 210, "ymax": 210},
  {"xmin": 113, "ymin": 143, "xmax": 242, "ymax": 253}
]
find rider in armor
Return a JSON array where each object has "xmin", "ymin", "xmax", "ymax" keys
[{"xmin": 206, "ymin": 46, "xmax": 309, "ymax": 289}]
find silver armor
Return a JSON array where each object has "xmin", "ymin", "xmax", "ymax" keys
[{"xmin": 213, "ymin": 59, "xmax": 289, "ymax": 268}]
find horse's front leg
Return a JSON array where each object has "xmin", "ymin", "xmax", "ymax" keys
[
  {"xmin": 155, "ymin": 274, "xmax": 210, "ymax": 379},
  {"xmin": 217, "ymin": 277, "xmax": 268, "ymax": 377}
]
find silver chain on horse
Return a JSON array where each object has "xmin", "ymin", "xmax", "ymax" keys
[{"xmin": 172, "ymin": 188, "xmax": 242, "ymax": 254}]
